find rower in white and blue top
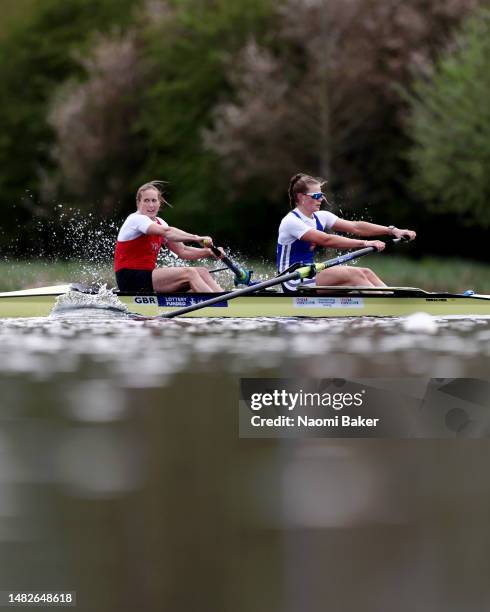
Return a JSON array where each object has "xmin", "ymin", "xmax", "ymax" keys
[{"xmin": 277, "ymin": 173, "xmax": 417, "ymax": 292}]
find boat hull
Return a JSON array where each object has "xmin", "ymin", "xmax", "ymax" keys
[
  {"xmin": 120, "ymin": 293, "xmax": 490, "ymax": 318},
  {"xmin": 0, "ymin": 286, "xmax": 490, "ymax": 318}
]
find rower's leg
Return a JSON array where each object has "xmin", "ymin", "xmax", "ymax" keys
[
  {"xmin": 194, "ymin": 267, "xmax": 223, "ymax": 292},
  {"xmin": 183, "ymin": 268, "xmax": 218, "ymax": 292},
  {"xmin": 316, "ymin": 266, "xmax": 375, "ymax": 287},
  {"xmin": 152, "ymin": 268, "xmax": 219, "ymax": 293},
  {"xmin": 359, "ymin": 267, "xmax": 386, "ymax": 287}
]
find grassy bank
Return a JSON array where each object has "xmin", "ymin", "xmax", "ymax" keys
[
  {"xmin": 367, "ymin": 256, "xmax": 490, "ymax": 292},
  {"xmin": 0, "ymin": 260, "xmax": 114, "ymax": 292},
  {"xmin": 239, "ymin": 255, "xmax": 490, "ymax": 293},
  {"xmin": 1, "ymin": 256, "xmax": 489, "ymax": 293}
]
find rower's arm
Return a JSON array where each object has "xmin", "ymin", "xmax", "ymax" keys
[
  {"xmin": 333, "ymin": 219, "xmax": 391, "ymax": 236},
  {"xmin": 146, "ymin": 223, "xmax": 210, "ymax": 244},
  {"xmin": 167, "ymin": 241, "xmax": 213, "ymax": 260},
  {"xmin": 333, "ymin": 219, "xmax": 416, "ymax": 240},
  {"xmin": 301, "ymin": 229, "xmax": 379, "ymax": 250}
]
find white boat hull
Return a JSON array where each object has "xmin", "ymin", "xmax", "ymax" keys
[{"xmin": 0, "ymin": 285, "xmax": 489, "ymax": 318}]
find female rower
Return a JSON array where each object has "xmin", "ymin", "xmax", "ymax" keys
[
  {"xmin": 277, "ymin": 173, "xmax": 416, "ymax": 292},
  {"xmin": 114, "ymin": 181, "xmax": 223, "ymax": 293}
]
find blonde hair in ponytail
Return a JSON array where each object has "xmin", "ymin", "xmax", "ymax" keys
[{"xmin": 136, "ymin": 180, "xmax": 172, "ymax": 208}]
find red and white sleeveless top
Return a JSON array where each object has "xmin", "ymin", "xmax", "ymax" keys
[{"xmin": 114, "ymin": 213, "xmax": 167, "ymax": 272}]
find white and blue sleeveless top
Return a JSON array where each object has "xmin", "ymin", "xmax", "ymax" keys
[{"xmin": 277, "ymin": 208, "xmax": 338, "ymax": 291}]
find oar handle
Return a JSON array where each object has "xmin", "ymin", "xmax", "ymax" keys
[
  {"xmin": 201, "ymin": 238, "xmax": 218, "ymax": 252},
  {"xmin": 201, "ymin": 239, "xmax": 253, "ymax": 285},
  {"xmin": 201, "ymin": 239, "xmax": 228, "ymax": 262},
  {"xmin": 310, "ymin": 237, "xmax": 406, "ymax": 278}
]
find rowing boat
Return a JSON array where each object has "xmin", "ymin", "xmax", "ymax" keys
[{"xmin": 0, "ymin": 284, "xmax": 489, "ymax": 319}]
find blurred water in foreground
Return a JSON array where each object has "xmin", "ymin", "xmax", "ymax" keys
[{"xmin": 0, "ymin": 313, "xmax": 489, "ymax": 612}]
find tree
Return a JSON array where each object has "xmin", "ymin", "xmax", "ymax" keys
[
  {"xmin": 407, "ymin": 9, "xmax": 490, "ymax": 227},
  {"xmin": 0, "ymin": 0, "xmax": 484, "ymax": 256},
  {"xmin": 42, "ymin": 0, "xmax": 276, "ymax": 249},
  {"xmin": 136, "ymin": 0, "xmax": 275, "ymax": 243},
  {"xmin": 0, "ymin": 0, "xmax": 141, "ymax": 251},
  {"xmin": 46, "ymin": 30, "xmax": 147, "ymax": 214},
  {"xmin": 204, "ymin": 0, "xmax": 482, "ymax": 218}
]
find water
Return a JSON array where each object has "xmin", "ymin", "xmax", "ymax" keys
[{"xmin": 0, "ymin": 313, "xmax": 489, "ymax": 611}]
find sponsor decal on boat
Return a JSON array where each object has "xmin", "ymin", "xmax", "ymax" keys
[
  {"xmin": 157, "ymin": 296, "xmax": 229, "ymax": 308},
  {"xmin": 293, "ymin": 296, "xmax": 364, "ymax": 309}
]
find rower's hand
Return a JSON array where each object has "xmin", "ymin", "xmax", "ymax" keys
[
  {"xmin": 365, "ymin": 240, "xmax": 386, "ymax": 251},
  {"xmin": 392, "ymin": 228, "xmax": 416, "ymax": 241},
  {"xmin": 206, "ymin": 246, "xmax": 225, "ymax": 259},
  {"xmin": 198, "ymin": 236, "xmax": 214, "ymax": 247},
  {"xmin": 198, "ymin": 237, "xmax": 224, "ymax": 259}
]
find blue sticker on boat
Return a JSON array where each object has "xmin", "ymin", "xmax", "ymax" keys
[{"xmin": 157, "ymin": 295, "xmax": 229, "ymax": 308}]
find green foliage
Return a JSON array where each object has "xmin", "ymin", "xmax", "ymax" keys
[
  {"xmin": 199, "ymin": 0, "xmax": 484, "ymax": 242},
  {"xmin": 47, "ymin": 31, "xmax": 147, "ymax": 214},
  {"xmin": 0, "ymin": 0, "xmax": 486, "ymax": 261},
  {"xmin": 0, "ymin": 0, "xmax": 141, "ymax": 248},
  {"xmin": 137, "ymin": 0, "xmax": 275, "ymax": 247},
  {"xmin": 407, "ymin": 10, "xmax": 490, "ymax": 227},
  {"xmin": 0, "ymin": 0, "xmax": 40, "ymax": 40}
]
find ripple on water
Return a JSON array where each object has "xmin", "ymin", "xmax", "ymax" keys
[{"xmin": 0, "ymin": 315, "xmax": 489, "ymax": 380}]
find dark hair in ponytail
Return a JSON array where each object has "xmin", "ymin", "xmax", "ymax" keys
[{"xmin": 287, "ymin": 173, "xmax": 326, "ymax": 208}]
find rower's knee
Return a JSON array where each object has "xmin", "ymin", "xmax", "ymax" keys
[
  {"xmin": 352, "ymin": 268, "xmax": 369, "ymax": 283},
  {"xmin": 195, "ymin": 267, "xmax": 209, "ymax": 277},
  {"xmin": 185, "ymin": 268, "xmax": 200, "ymax": 278},
  {"xmin": 360, "ymin": 267, "xmax": 376, "ymax": 280}
]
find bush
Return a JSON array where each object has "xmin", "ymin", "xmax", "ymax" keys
[
  {"xmin": 407, "ymin": 9, "xmax": 490, "ymax": 227},
  {"xmin": 0, "ymin": 0, "xmax": 141, "ymax": 251}
]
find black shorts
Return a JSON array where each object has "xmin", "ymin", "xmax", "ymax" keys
[{"xmin": 116, "ymin": 269, "xmax": 154, "ymax": 293}]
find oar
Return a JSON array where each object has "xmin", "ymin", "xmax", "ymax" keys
[
  {"xmin": 159, "ymin": 237, "xmax": 405, "ymax": 319},
  {"xmin": 202, "ymin": 239, "xmax": 254, "ymax": 286}
]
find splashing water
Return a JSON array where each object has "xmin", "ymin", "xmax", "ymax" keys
[
  {"xmin": 2, "ymin": 205, "xmax": 121, "ymax": 289},
  {"xmin": 52, "ymin": 284, "xmax": 128, "ymax": 314},
  {"xmin": 51, "ymin": 207, "xmax": 120, "ymax": 284},
  {"xmin": 2, "ymin": 202, "xmax": 278, "ymax": 292},
  {"xmin": 402, "ymin": 312, "xmax": 439, "ymax": 334}
]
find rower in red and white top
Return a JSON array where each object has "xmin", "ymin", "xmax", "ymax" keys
[
  {"xmin": 115, "ymin": 213, "xmax": 166, "ymax": 273},
  {"xmin": 114, "ymin": 181, "xmax": 223, "ymax": 293}
]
